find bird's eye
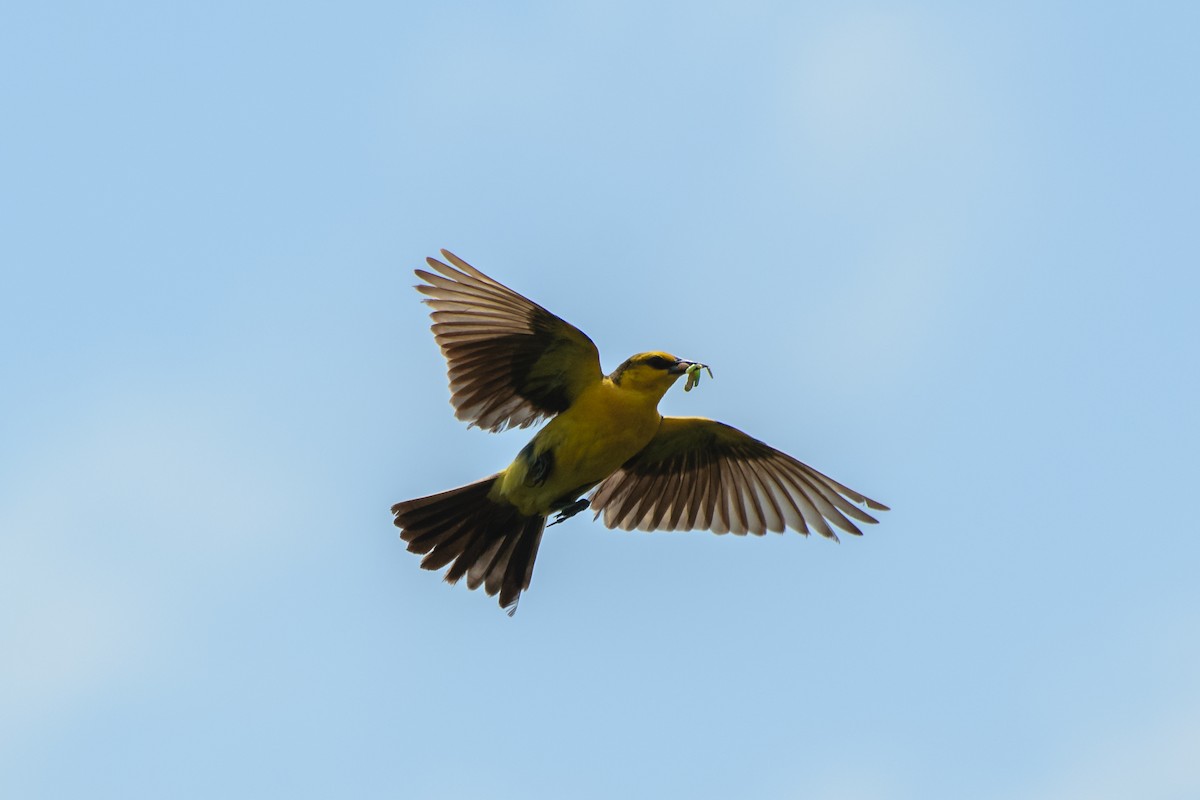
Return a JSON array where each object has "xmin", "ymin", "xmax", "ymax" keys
[{"xmin": 645, "ymin": 355, "xmax": 673, "ymax": 370}]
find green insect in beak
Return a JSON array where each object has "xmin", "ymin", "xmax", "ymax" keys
[{"xmin": 683, "ymin": 362, "xmax": 714, "ymax": 392}]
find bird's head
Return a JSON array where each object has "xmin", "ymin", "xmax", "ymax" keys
[{"xmin": 609, "ymin": 351, "xmax": 706, "ymax": 401}]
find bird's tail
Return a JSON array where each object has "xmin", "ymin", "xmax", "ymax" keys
[{"xmin": 391, "ymin": 475, "xmax": 546, "ymax": 615}]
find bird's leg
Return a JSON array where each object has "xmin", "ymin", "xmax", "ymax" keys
[{"xmin": 548, "ymin": 498, "xmax": 590, "ymax": 527}]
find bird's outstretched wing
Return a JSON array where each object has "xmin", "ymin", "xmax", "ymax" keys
[
  {"xmin": 416, "ymin": 250, "xmax": 603, "ymax": 432},
  {"xmin": 590, "ymin": 417, "xmax": 888, "ymax": 539}
]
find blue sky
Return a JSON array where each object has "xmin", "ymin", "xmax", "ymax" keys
[{"xmin": 3, "ymin": 2, "xmax": 1198, "ymax": 798}]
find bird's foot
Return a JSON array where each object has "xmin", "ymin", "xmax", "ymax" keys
[{"xmin": 548, "ymin": 498, "xmax": 590, "ymax": 527}]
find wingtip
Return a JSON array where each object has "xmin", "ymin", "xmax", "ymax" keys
[
  {"xmin": 414, "ymin": 267, "xmax": 440, "ymax": 287},
  {"xmin": 440, "ymin": 249, "xmax": 471, "ymax": 272}
]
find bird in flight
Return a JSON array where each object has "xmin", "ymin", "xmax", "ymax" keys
[{"xmin": 392, "ymin": 250, "xmax": 888, "ymax": 614}]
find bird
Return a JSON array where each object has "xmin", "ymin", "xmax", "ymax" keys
[{"xmin": 391, "ymin": 250, "xmax": 888, "ymax": 615}]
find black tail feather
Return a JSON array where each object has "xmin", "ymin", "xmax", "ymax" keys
[{"xmin": 392, "ymin": 475, "xmax": 547, "ymax": 614}]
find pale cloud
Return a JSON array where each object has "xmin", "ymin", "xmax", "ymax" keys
[
  {"xmin": 0, "ymin": 382, "xmax": 302, "ymax": 744},
  {"xmin": 0, "ymin": 543, "xmax": 148, "ymax": 746},
  {"xmin": 786, "ymin": 9, "xmax": 948, "ymax": 172},
  {"xmin": 774, "ymin": 9, "xmax": 995, "ymax": 394},
  {"xmin": 1017, "ymin": 696, "xmax": 1200, "ymax": 800}
]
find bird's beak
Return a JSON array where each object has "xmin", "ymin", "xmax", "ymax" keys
[{"xmin": 668, "ymin": 358, "xmax": 701, "ymax": 375}]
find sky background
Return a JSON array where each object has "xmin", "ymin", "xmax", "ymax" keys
[{"xmin": 2, "ymin": 2, "xmax": 1198, "ymax": 798}]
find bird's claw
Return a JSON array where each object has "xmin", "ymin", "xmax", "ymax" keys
[{"xmin": 548, "ymin": 498, "xmax": 590, "ymax": 527}]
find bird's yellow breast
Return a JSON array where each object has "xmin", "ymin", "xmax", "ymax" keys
[{"xmin": 494, "ymin": 377, "xmax": 664, "ymax": 516}]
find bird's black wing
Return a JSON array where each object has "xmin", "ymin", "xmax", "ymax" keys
[
  {"xmin": 590, "ymin": 416, "xmax": 888, "ymax": 539},
  {"xmin": 416, "ymin": 250, "xmax": 603, "ymax": 432}
]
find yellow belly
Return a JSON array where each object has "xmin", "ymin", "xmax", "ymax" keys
[{"xmin": 493, "ymin": 379, "xmax": 663, "ymax": 516}]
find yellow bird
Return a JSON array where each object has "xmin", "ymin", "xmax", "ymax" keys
[{"xmin": 392, "ymin": 250, "xmax": 888, "ymax": 614}]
